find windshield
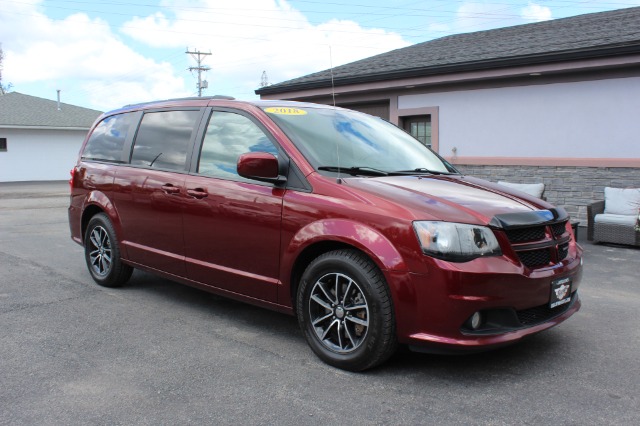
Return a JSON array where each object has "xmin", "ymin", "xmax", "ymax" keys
[{"xmin": 263, "ymin": 106, "xmax": 455, "ymax": 175}]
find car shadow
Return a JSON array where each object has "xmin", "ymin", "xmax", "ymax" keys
[
  {"xmin": 118, "ymin": 269, "xmax": 300, "ymax": 336},
  {"xmin": 114, "ymin": 270, "xmax": 570, "ymax": 380}
]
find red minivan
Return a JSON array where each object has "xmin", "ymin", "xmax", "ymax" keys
[{"xmin": 69, "ymin": 97, "xmax": 582, "ymax": 371}]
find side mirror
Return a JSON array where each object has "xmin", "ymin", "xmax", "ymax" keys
[{"xmin": 237, "ymin": 152, "xmax": 286, "ymax": 184}]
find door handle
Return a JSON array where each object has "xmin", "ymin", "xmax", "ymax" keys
[
  {"xmin": 187, "ymin": 188, "xmax": 208, "ymax": 199},
  {"xmin": 161, "ymin": 184, "xmax": 181, "ymax": 195}
]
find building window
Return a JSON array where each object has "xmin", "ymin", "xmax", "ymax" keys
[
  {"xmin": 403, "ymin": 116, "xmax": 431, "ymax": 148},
  {"xmin": 0, "ymin": 137, "xmax": 6, "ymax": 152}
]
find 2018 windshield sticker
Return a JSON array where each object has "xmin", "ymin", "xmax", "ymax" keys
[{"xmin": 265, "ymin": 107, "xmax": 307, "ymax": 115}]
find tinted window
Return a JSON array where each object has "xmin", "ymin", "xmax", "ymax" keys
[
  {"xmin": 131, "ymin": 110, "xmax": 200, "ymax": 170},
  {"xmin": 198, "ymin": 111, "xmax": 278, "ymax": 181},
  {"xmin": 82, "ymin": 113, "xmax": 136, "ymax": 161}
]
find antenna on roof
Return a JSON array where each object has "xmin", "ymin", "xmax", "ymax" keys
[
  {"xmin": 56, "ymin": 89, "xmax": 61, "ymax": 111},
  {"xmin": 329, "ymin": 46, "xmax": 341, "ymax": 184},
  {"xmin": 329, "ymin": 46, "xmax": 336, "ymax": 107}
]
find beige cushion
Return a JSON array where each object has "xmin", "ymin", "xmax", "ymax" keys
[
  {"xmin": 604, "ymin": 187, "xmax": 640, "ymax": 216},
  {"xmin": 497, "ymin": 181, "xmax": 545, "ymax": 198},
  {"xmin": 594, "ymin": 213, "xmax": 637, "ymax": 226}
]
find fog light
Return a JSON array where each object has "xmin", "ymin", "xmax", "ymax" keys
[{"xmin": 470, "ymin": 312, "xmax": 482, "ymax": 330}]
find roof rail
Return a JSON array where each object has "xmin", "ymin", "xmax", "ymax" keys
[{"xmin": 123, "ymin": 95, "xmax": 235, "ymax": 108}]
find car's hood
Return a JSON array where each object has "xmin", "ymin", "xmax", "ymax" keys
[{"xmin": 342, "ymin": 174, "xmax": 551, "ymax": 225}]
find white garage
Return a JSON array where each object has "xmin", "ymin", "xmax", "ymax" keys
[{"xmin": 0, "ymin": 92, "xmax": 102, "ymax": 182}]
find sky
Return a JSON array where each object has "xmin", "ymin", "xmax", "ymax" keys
[{"xmin": 1, "ymin": 0, "xmax": 639, "ymax": 112}]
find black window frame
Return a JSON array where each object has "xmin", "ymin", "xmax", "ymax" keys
[
  {"xmin": 0, "ymin": 137, "xmax": 7, "ymax": 152},
  {"xmin": 402, "ymin": 115, "xmax": 432, "ymax": 148}
]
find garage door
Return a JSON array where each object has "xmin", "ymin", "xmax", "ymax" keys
[{"xmin": 337, "ymin": 102, "xmax": 390, "ymax": 120}]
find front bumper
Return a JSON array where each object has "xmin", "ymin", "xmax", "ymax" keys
[{"xmin": 387, "ymin": 245, "xmax": 583, "ymax": 353}]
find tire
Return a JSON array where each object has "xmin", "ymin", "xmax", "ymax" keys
[
  {"xmin": 296, "ymin": 249, "xmax": 397, "ymax": 371},
  {"xmin": 84, "ymin": 213, "xmax": 133, "ymax": 288}
]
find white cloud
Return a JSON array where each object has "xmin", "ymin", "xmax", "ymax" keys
[
  {"xmin": 120, "ymin": 0, "xmax": 410, "ymax": 95},
  {"xmin": 521, "ymin": 3, "xmax": 553, "ymax": 22},
  {"xmin": 0, "ymin": 1, "xmax": 191, "ymax": 109},
  {"xmin": 426, "ymin": 1, "xmax": 554, "ymax": 37},
  {"xmin": 0, "ymin": 0, "xmax": 409, "ymax": 108},
  {"xmin": 454, "ymin": 2, "xmax": 517, "ymax": 33}
]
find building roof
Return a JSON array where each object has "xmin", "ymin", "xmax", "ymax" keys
[
  {"xmin": 0, "ymin": 92, "xmax": 102, "ymax": 129},
  {"xmin": 256, "ymin": 6, "xmax": 640, "ymax": 95}
]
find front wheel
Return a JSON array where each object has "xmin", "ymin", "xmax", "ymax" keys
[
  {"xmin": 84, "ymin": 213, "xmax": 133, "ymax": 288},
  {"xmin": 297, "ymin": 249, "xmax": 397, "ymax": 371}
]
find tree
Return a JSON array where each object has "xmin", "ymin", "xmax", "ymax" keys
[{"xmin": 0, "ymin": 43, "xmax": 13, "ymax": 95}]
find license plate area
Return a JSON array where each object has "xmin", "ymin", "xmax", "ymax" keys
[{"xmin": 550, "ymin": 277, "xmax": 572, "ymax": 309}]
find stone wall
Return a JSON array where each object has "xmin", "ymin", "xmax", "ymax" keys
[{"xmin": 456, "ymin": 165, "xmax": 640, "ymax": 226}]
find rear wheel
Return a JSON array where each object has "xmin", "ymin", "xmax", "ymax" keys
[
  {"xmin": 297, "ymin": 249, "xmax": 397, "ymax": 371},
  {"xmin": 84, "ymin": 213, "xmax": 133, "ymax": 288}
]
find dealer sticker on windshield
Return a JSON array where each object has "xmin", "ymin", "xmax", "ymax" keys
[
  {"xmin": 264, "ymin": 107, "xmax": 307, "ymax": 115},
  {"xmin": 550, "ymin": 277, "xmax": 572, "ymax": 309}
]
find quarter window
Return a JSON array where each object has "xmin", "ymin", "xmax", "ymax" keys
[
  {"xmin": 198, "ymin": 111, "xmax": 278, "ymax": 181},
  {"xmin": 82, "ymin": 113, "xmax": 136, "ymax": 161},
  {"xmin": 131, "ymin": 110, "xmax": 200, "ymax": 171}
]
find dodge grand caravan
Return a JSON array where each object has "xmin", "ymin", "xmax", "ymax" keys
[{"xmin": 69, "ymin": 97, "xmax": 582, "ymax": 371}]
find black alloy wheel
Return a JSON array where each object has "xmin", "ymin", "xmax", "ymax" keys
[
  {"xmin": 84, "ymin": 213, "xmax": 133, "ymax": 287},
  {"xmin": 297, "ymin": 249, "xmax": 397, "ymax": 371}
]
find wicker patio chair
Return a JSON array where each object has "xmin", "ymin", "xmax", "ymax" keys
[{"xmin": 587, "ymin": 200, "xmax": 640, "ymax": 246}]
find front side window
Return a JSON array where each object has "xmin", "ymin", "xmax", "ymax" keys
[
  {"xmin": 264, "ymin": 106, "xmax": 450, "ymax": 174},
  {"xmin": 131, "ymin": 110, "xmax": 200, "ymax": 170},
  {"xmin": 198, "ymin": 111, "xmax": 278, "ymax": 181},
  {"xmin": 82, "ymin": 113, "xmax": 136, "ymax": 162}
]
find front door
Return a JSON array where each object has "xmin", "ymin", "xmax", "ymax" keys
[{"xmin": 183, "ymin": 110, "xmax": 284, "ymax": 302}]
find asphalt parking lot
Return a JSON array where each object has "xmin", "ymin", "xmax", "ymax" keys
[{"xmin": 1, "ymin": 181, "xmax": 639, "ymax": 425}]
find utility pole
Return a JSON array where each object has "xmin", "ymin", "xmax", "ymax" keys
[{"xmin": 186, "ymin": 48, "xmax": 211, "ymax": 97}]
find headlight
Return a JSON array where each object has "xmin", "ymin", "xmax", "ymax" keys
[{"xmin": 413, "ymin": 221, "xmax": 501, "ymax": 261}]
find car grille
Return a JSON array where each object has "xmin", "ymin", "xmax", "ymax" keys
[
  {"xmin": 505, "ymin": 227, "xmax": 546, "ymax": 243},
  {"xmin": 558, "ymin": 242, "xmax": 569, "ymax": 260},
  {"xmin": 504, "ymin": 220, "xmax": 571, "ymax": 269},
  {"xmin": 551, "ymin": 222, "xmax": 568, "ymax": 237},
  {"xmin": 516, "ymin": 248, "xmax": 551, "ymax": 268},
  {"xmin": 517, "ymin": 294, "xmax": 575, "ymax": 326}
]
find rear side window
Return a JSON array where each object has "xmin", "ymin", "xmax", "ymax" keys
[
  {"xmin": 131, "ymin": 110, "xmax": 200, "ymax": 171},
  {"xmin": 82, "ymin": 113, "xmax": 136, "ymax": 161}
]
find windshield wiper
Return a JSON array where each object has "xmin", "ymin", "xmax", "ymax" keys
[
  {"xmin": 394, "ymin": 168, "xmax": 453, "ymax": 175},
  {"xmin": 317, "ymin": 166, "xmax": 389, "ymax": 176}
]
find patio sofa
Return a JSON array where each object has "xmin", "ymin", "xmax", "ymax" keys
[{"xmin": 587, "ymin": 187, "xmax": 640, "ymax": 246}]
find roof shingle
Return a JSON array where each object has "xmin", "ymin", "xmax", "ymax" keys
[
  {"xmin": 256, "ymin": 6, "xmax": 640, "ymax": 95},
  {"xmin": 0, "ymin": 92, "xmax": 102, "ymax": 129}
]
